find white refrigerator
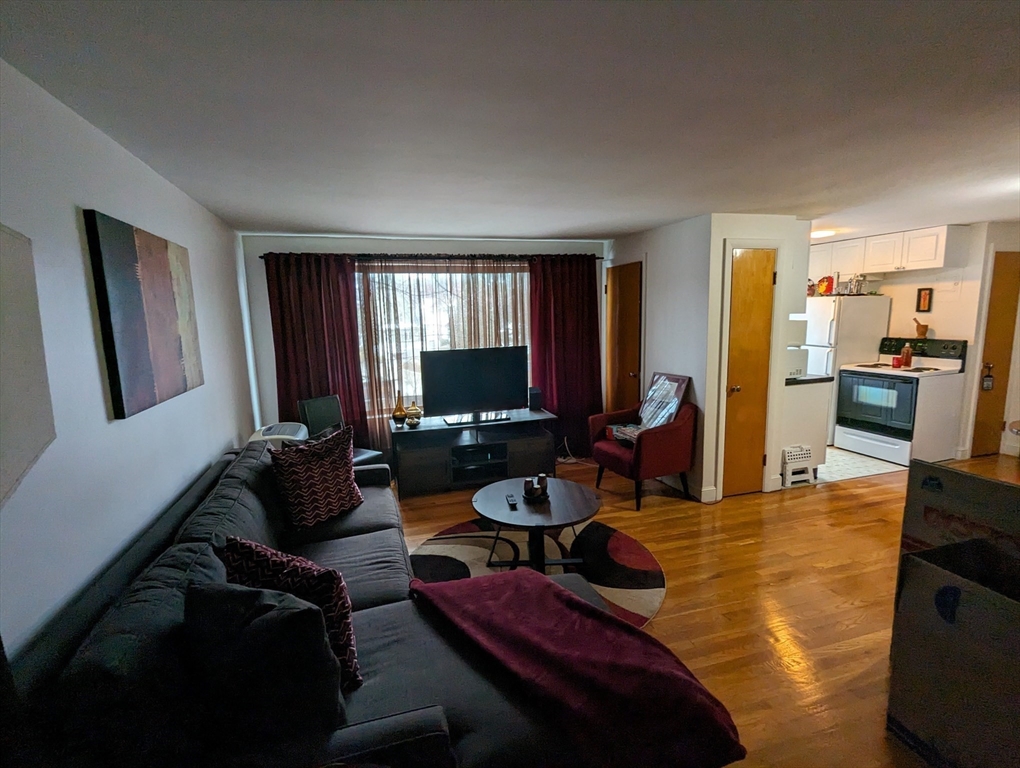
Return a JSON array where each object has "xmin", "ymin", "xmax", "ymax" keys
[{"xmin": 792, "ymin": 295, "xmax": 892, "ymax": 444}]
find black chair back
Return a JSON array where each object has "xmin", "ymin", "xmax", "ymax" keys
[{"xmin": 298, "ymin": 395, "xmax": 345, "ymax": 435}]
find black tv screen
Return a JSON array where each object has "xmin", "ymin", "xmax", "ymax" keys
[{"xmin": 420, "ymin": 346, "xmax": 529, "ymax": 416}]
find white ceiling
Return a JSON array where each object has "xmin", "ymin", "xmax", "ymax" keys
[{"xmin": 1, "ymin": 0, "xmax": 1018, "ymax": 240}]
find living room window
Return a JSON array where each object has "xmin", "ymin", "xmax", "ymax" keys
[{"xmin": 353, "ymin": 257, "xmax": 530, "ymax": 447}]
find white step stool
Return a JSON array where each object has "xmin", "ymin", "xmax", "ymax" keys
[{"xmin": 782, "ymin": 445, "xmax": 815, "ymax": 488}]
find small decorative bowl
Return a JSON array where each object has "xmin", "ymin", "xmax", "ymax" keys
[{"xmin": 406, "ymin": 417, "xmax": 421, "ymax": 429}]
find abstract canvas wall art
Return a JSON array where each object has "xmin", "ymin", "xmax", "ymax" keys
[{"xmin": 83, "ymin": 210, "xmax": 203, "ymax": 418}]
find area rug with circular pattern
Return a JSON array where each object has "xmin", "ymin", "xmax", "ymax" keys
[{"xmin": 410, "ymin": 518, "xmax": 666, "ymax": 627}]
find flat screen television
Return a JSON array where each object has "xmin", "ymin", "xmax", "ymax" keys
[{"xmin": 420, "ymin": 346, "xmax": 529, "ymax": 424}]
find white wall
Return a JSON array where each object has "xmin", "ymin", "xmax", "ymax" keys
[
  {"xmin": 875, "ymin": 225, "xmax": 984, "ymax": 341},
  {"xmin": 240, "ymin": 235, "xmax": 606, "ymax": 426},
  {"xmin": 0, "ymin": 61, "xmax": 253, "ymax": 653},
  {"xmin": 1002, "ymin": 295, "xmax": 1020, "ymax": 456},
  {"xmin": 873, "ymin": 222, "xmax": 1020, "ymax": 457},
  {"xmin": 611, "ymin": 213, "xmax": 810, "ymax": 501},
  {"xmin": 612, "ymin": 215, "xmax": 713, "ymax": 498}
]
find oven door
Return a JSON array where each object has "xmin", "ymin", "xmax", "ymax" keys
[{"xmin": 836, "ymin": 372, "xmax": 917, "ymax": 440}]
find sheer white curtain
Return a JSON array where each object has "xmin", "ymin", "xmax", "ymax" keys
[{"xmin": 355, "ymin": 257, "xmax": 530, "ymax": 449}]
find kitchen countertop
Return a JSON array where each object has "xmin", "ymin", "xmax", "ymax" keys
[{"xmin": 785, "ymin": 374, "xmax": 835, "ymax": 386}]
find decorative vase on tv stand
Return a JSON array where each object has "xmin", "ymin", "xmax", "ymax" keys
[
  {"xmin": 392, "ymin": 392, "xmax": 407, "ymax": 427},
  {"xmin": 405, "ymin": 401, "xmax": 423, "ymax": 428}
]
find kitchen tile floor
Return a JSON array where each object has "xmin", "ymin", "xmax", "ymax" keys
[{"xmin": 816, "ymin": 446, "xmax": 905, "ymax": 484}]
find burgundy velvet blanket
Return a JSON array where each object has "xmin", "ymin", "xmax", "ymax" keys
[{"xmin": 410, "ymin": 569, "xmax": 746, "ymax": 768}]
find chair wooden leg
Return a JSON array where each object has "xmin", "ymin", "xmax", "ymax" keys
[
  {"xmin": 596, "ymin": 465, "xmax": 605, "ymax": 488},
  {"xmin": 635, "ymin": 480, "xmax": 642, "ymax": 511},
  {"xmin": 679, "ymin": 472, "xmax": 691, "ymax": 500}
]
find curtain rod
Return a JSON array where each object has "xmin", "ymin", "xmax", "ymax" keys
[{"xmin": 258, "ymin": 253, "xmax": 604, "ymax": 261}]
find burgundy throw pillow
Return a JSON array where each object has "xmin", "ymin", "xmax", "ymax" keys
[
  {"xmin": 270, "ymin": 425, "xmax": 364, "ymax": 528},
  {"xmin": 216, "ymin": 536, "xmax": 362, "ymax": 693}
]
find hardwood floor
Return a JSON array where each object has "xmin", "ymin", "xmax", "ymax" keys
[{"xmin": 398, "ymin": 454, "xmax": 1018, "ymax": 768}]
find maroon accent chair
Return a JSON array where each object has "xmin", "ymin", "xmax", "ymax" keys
[{"xmin": 589, "ymin": 402, "xmax": 697, "ymax": 510}]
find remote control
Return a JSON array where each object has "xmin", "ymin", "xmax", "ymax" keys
[{"xmin": 506, "ymin": 494, "xmax": 517, "ymax": 508}]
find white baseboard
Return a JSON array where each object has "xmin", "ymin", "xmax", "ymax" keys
[{"xmin": 698, "ymin": 485, "xmax": 718, "ymax": 503}]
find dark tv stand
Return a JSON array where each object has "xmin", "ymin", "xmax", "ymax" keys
[
  {"xmin": 443, "ymin": 410, "xmax": 510, "ymax": 426},
  {"xmin": 390, "ymin": 408, "xmax": 557, "ymax": 499}
]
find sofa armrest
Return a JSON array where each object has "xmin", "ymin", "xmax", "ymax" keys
[
  {"xmin": 222, "ymin": 706, "xmax": 454, "ymax": 768},
  {"xmin": 353, "ymin": 464, "xmax": 392, "ymax": 488},
  {"xmin": 588, "ymin": 406, "xmax": 641, "ymax": 452}
]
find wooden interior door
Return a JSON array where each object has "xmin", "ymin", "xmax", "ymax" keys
[
  {"xmin": 605, "ymin": 262, "xmax": 642, "ymax": 411},
  {"xmin": 723, "ymin": 248, "xmax": 776, "ymax": 496},
  {"xmin": 971, "ymin": 251, "xmax": 1020, "ymax": 456}
]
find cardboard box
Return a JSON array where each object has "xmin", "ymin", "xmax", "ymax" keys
[
  {"xmin": 888, "ymin": 539, "xmax": 1020, "ymax": 768},
  {"xmin": 900, "ymin": 460, "xmax": 1020, "ymax": 558}
]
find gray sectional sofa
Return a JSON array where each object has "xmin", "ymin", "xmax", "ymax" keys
[{"xmin": 10, "ymin": 440, "xmax": 609, "ymax": 768}]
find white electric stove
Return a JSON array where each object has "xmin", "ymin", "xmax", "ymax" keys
[{"xmin": 834, "ymin": 337, "xmax": 968, "ymax": 465}]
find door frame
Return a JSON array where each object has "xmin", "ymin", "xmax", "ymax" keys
[{"xmin": 713, "ymin": 239, "xmax": 786, "ymax": 498}]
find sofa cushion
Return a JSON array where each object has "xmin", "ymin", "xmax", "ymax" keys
[
  {"xmin": 217, "ymin": 537, "xmax": 361, "ymax": 693},
  {"xmin": 56, "ymin": 543, "xmax": 227, "ymax": 767},
  {"xmin": 184, "ymin": 582, "xmax": 344, "ymax": 738},
  {"xmin": 290, "ymin": 528, "xmax": 412, "ymax": 612},
  {"xmin": 176, "ymin": 441, "xmax": 286, "ymax": 549},
  {"xmin": 284, "ymin": 484, "xmax": 403, "ymax": 546},
  {"xmin": 270, "ymin": 426, "xmax": 364, "ymax": 528},
  {"xmin": 346, "ymin": 599, "xmax": 576, "ymax": 768}
]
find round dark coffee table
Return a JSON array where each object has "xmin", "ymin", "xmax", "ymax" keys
[{"xmin": 472, "ymin": 477, "xmax": 601, "ymax": 574}]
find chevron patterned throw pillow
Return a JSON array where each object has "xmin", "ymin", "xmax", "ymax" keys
[
  {"xmin": 270, "ymin": 425, "xmax": 364, "ymax": 527},
  {"xmin": 216, "ymin": 536, "xmax": 362, "ymax": 693}
]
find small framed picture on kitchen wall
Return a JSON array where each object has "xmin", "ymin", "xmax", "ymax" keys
[{"xmin": 916, "ymin": 287, "xmax": 933, "ymax": 313}]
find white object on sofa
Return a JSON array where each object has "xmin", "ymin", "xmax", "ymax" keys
[{"xmin": 248, "ymin": 423, "xmax": 309, "ymax": 449}]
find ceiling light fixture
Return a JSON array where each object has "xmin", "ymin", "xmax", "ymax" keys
[{"xmin": 810, "ymin": 230, "xmax": 836, "ymax": 239}]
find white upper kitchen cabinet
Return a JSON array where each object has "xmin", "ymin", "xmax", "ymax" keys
[
  {"xmin": 902, "ymin": 226, "xmax": 951, "ymax": 269},
  {"xmin": 863, "ymin": 232, "xmax": 904, "ymax": 272},
  {"xmin": 853, "ymin": 225, "xmax": 968, "ymax": 274},
  {"xmin": 830, "ymin": 238, "xmax": 865, "ymax": 278},
  {"xmin": 808, "ymin": 243, "xmax": 832, "ymax": 283}
]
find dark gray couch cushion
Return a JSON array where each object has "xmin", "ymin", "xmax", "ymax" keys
[
  {"xmin": 184, "ymin": 582, "xmax": 344, "ymax": 739},
  {"xmin": 290, "ymin": 529, "xmax": 412, "ymax": 611},
  {"xmin": 176, "ymin": 441, "xmax": 285, "ymax": 549},
  {"xmin": 284, "ymin": 485, "xmax": 403, "ymax": 546},
  {"xmin": 57, "ymin": 543, "xmax": 227, "ymax": 767},
  {"xmin": 346, "ymin": 600, "xmax": 580, "ymax": 768}
]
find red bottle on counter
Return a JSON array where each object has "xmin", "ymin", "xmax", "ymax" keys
[{"xmin": 901, "ymin": 342, "xmax": 913, "ymax": 367}]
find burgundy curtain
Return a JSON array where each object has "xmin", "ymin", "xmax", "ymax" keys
[
  {"xmin": 263, "ymin": 253, "xmax": 369, "ymax": 445},
  {"xmin": 530, "ymin": 254, "xmax": 603, "ymax": 456}
]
